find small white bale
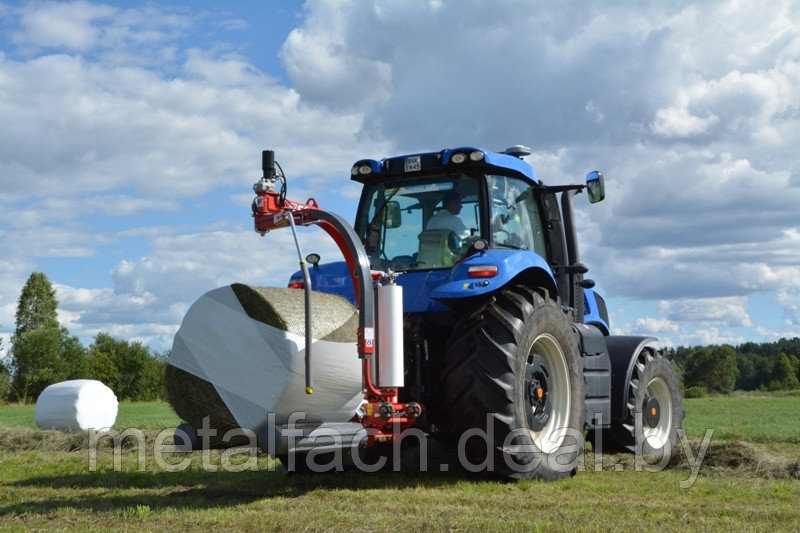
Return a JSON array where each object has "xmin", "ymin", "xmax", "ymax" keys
[{"xmin": 35, "ymin": 379, "xmax": 119, "ymax": 432}]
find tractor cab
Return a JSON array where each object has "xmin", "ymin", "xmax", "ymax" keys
[
  {"xmin": 354, "ymin": 170, "xmax": 551, "ymax": 272},
  {"xmin": 291, "ymin": 146, "xmax": 607, "ymax": 325},
  {"xmin": 352, "ymin": 147, "xmax": 551, "ymax": 273}
]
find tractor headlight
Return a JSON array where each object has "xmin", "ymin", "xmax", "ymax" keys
[
  {"xmin": 451, "ymin": 152, "xmax": 467, "ymax": 164},
  {"xmin": 469, "ymin": 150, "xmax": 485, "ymax": 162}
]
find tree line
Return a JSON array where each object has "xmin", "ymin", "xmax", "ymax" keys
[
  {"xmin": 0, "ymin": 272, "xmax": 167, "ymax": 404},
  {"xmin": 666, "ymin": 338, "xmax": 800, "ymax": 396}
]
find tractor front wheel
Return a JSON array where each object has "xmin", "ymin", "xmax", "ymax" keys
[{"xmin": 442, "ymin": 286, "xmax": 586, "ymax": 480}]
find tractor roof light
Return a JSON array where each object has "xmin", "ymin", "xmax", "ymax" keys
[
  {"xmin": 288, "ymin": 279, "xmax": 305, "ymax": 289},
  {"xmin": 352, "ymin": 163, "xmax": 373, "ymax": 176},
  {"xmin": 467, "ymin": 265, "xmax": 499, "ymax": 278},
  {"xmin": 451, "ymin": 152, "xmax": 467, "ymax": 164},
  {"xmin": 469, "ymin": 150, "xmax": 485, "ymax": 162}
]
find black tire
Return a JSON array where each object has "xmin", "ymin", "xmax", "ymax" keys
[
  {"xmin": 597, "ymin": 348, "xmax": 684, "ymax": 456},
  {"xmin": 441, "ymin": 286, "xmax": 586, "ymax": 480},
  {"xmin": 173, "ymin": 422, "xmax": 199, "ymax": 451}
]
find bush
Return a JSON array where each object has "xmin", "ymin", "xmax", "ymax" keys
[
  {"xmin": 684, "ymin": 345, "xmax": 739, "ymax": 394},
  {"xmin": 0, "ymin": 369, "xmax": 10, "ymax": 404},
  {"xmin": 684, "ymin": 385, "xmax": 707, "ymax": 399}
]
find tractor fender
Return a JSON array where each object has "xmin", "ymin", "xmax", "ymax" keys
[
  {"xmin": 583, "ymin": 287, "xmax": 610, "ymax": 335},
  {"xmin": 431, "ymin": 249, "xmax": 557, "ymax": 304},
  {"xmin": 605, "ymin": 335, "xmax": 659, "ymax": 422}
]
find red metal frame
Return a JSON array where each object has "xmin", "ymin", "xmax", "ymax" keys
[{"xmin": 253, "ymin": 189, "xmax": 421, "ymax": 445}]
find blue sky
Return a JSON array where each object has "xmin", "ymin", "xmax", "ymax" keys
[{"xmin": 1, "ymin": 0, "xmax": 799, "ymax": 354}]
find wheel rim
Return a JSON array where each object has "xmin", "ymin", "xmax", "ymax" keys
[
  {"xmin": 642, "ymin": 377, "xmax": 672, "ymax": 450},
  {"xmin": 526, "ymin": 333, "xmax": 571, "ymax": 454}
]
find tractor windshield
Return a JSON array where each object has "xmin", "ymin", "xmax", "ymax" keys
[{"xmin": 356, "ymin": 173, "xmax": 481, "ymax": 271}]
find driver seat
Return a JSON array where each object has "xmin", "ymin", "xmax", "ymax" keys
[{"xmin": 417, "ymin": 229, "xmax": 459, "ymax": 268}]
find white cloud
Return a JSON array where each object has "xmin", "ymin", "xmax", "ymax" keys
[
  {"xmin": 651, "ymin": 107, "xmax": 719, "ymax": 138},
  {"xmin": 633, "ymin": 316, "xmax": 680, "ymax": 334},
  {"xmin": 50, "ymin": 226, "xmax": 345, "ymax": 349},
  {"xmin": 2, "ymin": 0, "xmax": 799, "ymax": 351},
  {"xmin": 14, "ymin": 1, "xmax": 117, "ymax": 51},
  {"xmin": 691, "ymin": 327, "xmax": 746, "ymax": 347},
  {"xmin": 657, "ymin": 297, "xmax": 752, "ymax": 328},
  {"xmin": 776, "ymin": 288, "xmax": 800, "ymax": 329}
]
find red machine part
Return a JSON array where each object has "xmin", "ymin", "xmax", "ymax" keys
[{"xmin": 253, "ymin": 187, "xmax": 421, "ymax": 444}]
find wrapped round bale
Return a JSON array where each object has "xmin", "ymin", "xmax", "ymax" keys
[
  {"xmin": 167, "ymin": 284, "xmax": 363, "ymax": 439},
  {"xmin": 35, "ymin": 379, "xmax": 118, "ymax": 432}
]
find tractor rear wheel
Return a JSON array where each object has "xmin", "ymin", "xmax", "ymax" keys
[
  {"xmin": 596, "ymin": 348, "xmax": 684, "ymax": 456},
  {"xmin": 442, "ymin": 286, "xmax": 586, "ymax": 480}
]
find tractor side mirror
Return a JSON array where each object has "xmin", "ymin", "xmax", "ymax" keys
[
  {"xmin": 383, "ymin": 200, "xmax": 402, "ymax": 228},
  {"xmin": 586, "ymin": 171, "xmax": 605, "ymax": 204}
]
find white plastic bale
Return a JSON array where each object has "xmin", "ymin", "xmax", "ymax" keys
[
  {"xmin": 34, "ymin": 379, "xmax": 119, "ymax": 432},
  {"xmin": 169, "ymin": 285, "xmax": 363, "ymax": 430}
]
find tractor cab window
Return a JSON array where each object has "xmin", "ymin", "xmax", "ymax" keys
[
  {"xmin": 488, "ymin": 175, "xmax": 547, "ymax": 257},
  {"xmin": 357, "ymin": 174, "xmax": 481, "ymax": 271}
]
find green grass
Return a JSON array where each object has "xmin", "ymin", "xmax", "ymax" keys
[
  {"xmin": 683, "ymin": 392, "xmax": 800, "ymax": 442},
  {"xmin": 1, "ymin": 392, "xmax": 799, "ymax": 531},
  {"xmin": 0, "ymin": 401, "xmax": 180, "ymax": 430}
]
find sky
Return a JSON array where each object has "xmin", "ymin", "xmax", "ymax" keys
[{"xmin": 1, "ymin": 0, "xmax": 799, "ymax": 356}]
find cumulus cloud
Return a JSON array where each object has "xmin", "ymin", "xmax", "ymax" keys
[
  {"xmin": 13, "ymin": 0, "xmax": 117, "ymax": 51},
  {"xmin": 2, "ymin": 0, "xmax": 799, "ymax": 349},
  {"xmin": 55, "ymin": 227, "xmax": 344, "ymax": 349},
  {"xmin": 776, "ymin": 288, "xmax": 800, "ymax": 329}
]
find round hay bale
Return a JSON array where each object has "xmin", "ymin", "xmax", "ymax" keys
[
  {"xmin": 35, "ymin": 379, "xmax": 118, "ymax": 432},
  {"xmin": 167, "ymin": 284, "xmax": 363, "ymax": 438}
]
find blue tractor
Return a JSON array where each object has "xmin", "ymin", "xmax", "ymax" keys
[{"xmin": 257, "ymin": 145, "xmax": 684, "ymax": 480}]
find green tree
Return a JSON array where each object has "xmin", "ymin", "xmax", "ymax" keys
[
  {"xmin": 768, "ymin": 353, "xmax": 800, "ymax": 391},
  {"xmin": 0, "ymin": 358, "xmax": 10, "ymax": 404},
  {"xmin": 86, "ymin": 349, "xmax": 119, "ymax": 387},
  {"xmin": 9, "ymin": 272, "xmax": 90, "ymax": 402},
  {"xmin": 14, "ymin": 272, "xmax": 59, "ymax": 336},
  {"xmin": 684, "ymin": 344, "xmax": 739, "ymax": 394},
  {"xmin": 9, "ymin": 327, "xmax": 87, "ymax": 403},
  {"xmin": 88, "ymin": 333, "xmax": 166, "ymax": 401},
  {"xmin": 735, "ymin": 353, "xmax": 756, "ymax": 390}
]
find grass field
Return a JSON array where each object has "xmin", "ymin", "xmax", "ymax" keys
[
  {"xmin": 1, "ymin": 393, "xmax": 799, "ymax": 531},
  {"xmin": 0, "ymin": 401, "xmax": 180, "ymax": 430}
]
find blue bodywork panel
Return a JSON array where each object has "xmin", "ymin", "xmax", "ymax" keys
[
  {"xmin": 289, "ymin": 249, "xmax": 555, "ymax": 311},
  {"xmin": 583, "ymin": 287, "xmax": 610, "ymax": 333},
  {"xmin": 288, "ymin": 261, "xmax": 450, "ymax": 312},
  {"xmin": 429, "ymin": 250, "xmax": 555, "ymax": 300},
  {"xmin": 289, "ymin": 256, "xmax": 611, "ymax": 334}
]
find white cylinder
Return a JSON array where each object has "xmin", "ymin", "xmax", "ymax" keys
[
  {"xmin": 376, "ymin": 282, "xmax": 404, "ymax": 388},
  {"xmin": 169, "ymin": 285, "xmax": 364, "ymax": 429},
  {"xmin": 35, "ymin": 380, "xmax": 118, "ymax": 432}
]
